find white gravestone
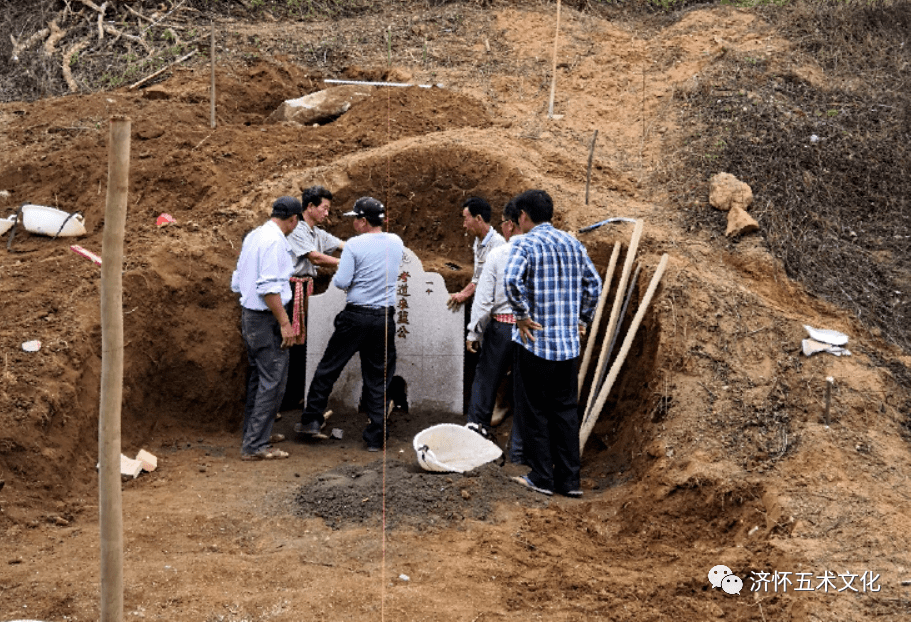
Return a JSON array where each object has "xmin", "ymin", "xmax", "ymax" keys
[{"xmin": 304, "ymin": 247, "xmax": 464, "ymax": 414}]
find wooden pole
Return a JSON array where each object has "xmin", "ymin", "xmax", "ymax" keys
[
  {"xmin": 547, "ymin": 0, "xmax": 561, "ymax": 118},
  {"xmin": 581, "ymin": 253, "xmax": 669, "ymax": 453},
  {"xmin": 602, "ymin": 263, "xmax": 642, "ymax": 377},
  {"xmin": 824, "ymin": 376, "xmax": 833, "ymax": 426},
  {"xmin": 578, "ymin": 241, "xmax": 620, "ymax": 399},
  {"xmin": 99, "ymin": 116, "xmax": 130, "ymax": 622},
  {"xmin": 584, "ymin": 219, "xmax": 643, "ymax": 418},
  {"xmin": 585, "ymin": 129, "xmax": 598, "ymax": 205},
  {"xmin": 210, "ymin": 20, "xmax": 216, "ymax": 129}
]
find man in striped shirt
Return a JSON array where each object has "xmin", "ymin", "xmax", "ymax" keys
[{"xmin": 504, "ymin": 189, "xmax": 602, "ymax": 497}]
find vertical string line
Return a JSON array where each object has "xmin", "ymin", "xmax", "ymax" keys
[{"xmin": 381, "ymin": 23, "xmax": 393, "ymax": 622}]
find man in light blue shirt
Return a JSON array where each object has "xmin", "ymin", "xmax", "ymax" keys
[
  {"xmin": 296, "ymin": 197, "xmax": 404, "ymax": 451},
  {"xmin": 231, "ymin": 196, "xmax": 302, "ymax": 460}
]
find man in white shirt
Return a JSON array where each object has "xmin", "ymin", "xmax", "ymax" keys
[
  {"xmin": 447, "ymin": 196, "xmax": 505, "ymax": 310},
  {"xmin": 295, "ymin": 197, "xmax": 404, "ymax": 451},
  {"xmin": 282, "ymin": 186, "xmax": 345, "ymax": 411},
  {"xmin": 230, "ymin": 196, "xmax": 302, "ymax": 460},
  {"xmin": 466, "ymin": 200, "xmax": 524, "ymax": 462}
]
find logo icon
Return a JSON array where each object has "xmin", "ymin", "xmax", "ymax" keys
[
  {"xmin": 708, "ymin": 565, "xmax": 733, "ymax": 589},
  {"xmin": 722, "ymin": 574, "xmax": 744, "ymax": 595}
]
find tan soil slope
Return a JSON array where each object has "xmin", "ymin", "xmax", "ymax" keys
[{"xmin": 1, "ymin": 4, "xmax": 910, "ymax": 621}]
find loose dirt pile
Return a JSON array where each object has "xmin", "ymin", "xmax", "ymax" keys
[
  {"xmin": 2, "ymin": 2, "xmax": 911, "ymax": 621},
  {"xmin": 292, "ymin": 460, "xmax": 548, "ymax": 530}
]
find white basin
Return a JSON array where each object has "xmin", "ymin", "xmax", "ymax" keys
[
  {"xmin": 21, "ymin": 204, "xmax": 86, "ymax": 237},
  {"xmin": 0, "ymin": 214, "xmax": 16, "ymax": 236}
]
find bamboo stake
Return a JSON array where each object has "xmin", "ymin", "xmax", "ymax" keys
[
  {"xmin": 584, "ymin": 219, "xmax": 643, "ymax": 418},
  {"xmin": 547, "ymin": 0, "xmax": 561, "ymax": 118},
  {"xmin": 99, "ymin": 116, "xmax": 130, "ymax": 622},
  {"xmin": 210, "ymin": 20, "xmax": 216, "ymax": 129},
  {"xmin": 581, "ymin": 253, "xmax": 669, "ymax": 453},
  {"xmin": 824, "ymin": 376, "xmax": 833, "ymax": 426},
  {"xmin": 578, "ymin": 241, "xmax": 620, "ymax": 399}
]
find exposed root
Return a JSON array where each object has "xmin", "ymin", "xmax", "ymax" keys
[
  {"xmin": 44, "ymin": 20, "xmax": 68, "ymax": 56},
  {"xmin": 96, "ymin": 2, "xmax": 108, "ymax": 41},
  {"xmin": 63, "ymin": 40, "xmax": 89, "ymax": 92},
  {"xmin": 10, "ymin": 27, "xmax": 50, "ymax": 62}
]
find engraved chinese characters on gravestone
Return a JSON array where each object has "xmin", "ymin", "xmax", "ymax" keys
[{"xmin": 304, "ymin": 247, "xmax": 463, "ymax": 414}]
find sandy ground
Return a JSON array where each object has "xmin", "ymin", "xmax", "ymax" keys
[{"xmin": 2, "ymin": 3, "xmax": 911, "ymax": 621}]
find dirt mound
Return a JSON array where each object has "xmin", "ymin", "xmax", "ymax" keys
[{"xmin": 293, "ymin": 460, "xmax": 548, "ymax": 530}]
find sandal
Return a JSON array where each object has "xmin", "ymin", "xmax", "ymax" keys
[{"xmin": 241, "ymin": 448, "xmax": 289, "ymax": 461}]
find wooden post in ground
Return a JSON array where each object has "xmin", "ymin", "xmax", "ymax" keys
[
  {"xmin": 585, "ymin": 129, "xmax": 598, "ymax": 205},
  {"xmin": 580, "ymin": 253, "xmax": 669, "ymax": 453},
  {"xmin": 584, "ymin": 219, "xmax": 643, "ymax": 419},
  {"xmin": 578, "ymin": 241, "xmax": 620, "ymax": 400},
  {"xmin": 210, "ymin": 20, "xmax": 216, "ymax": 129},
  {"xmin": 547, "ymin": 0, "xmax": 561, "ymax": 118},
  {"xmin": 99, "ymin": 116, "xmax": 130, "ymax": 622}
]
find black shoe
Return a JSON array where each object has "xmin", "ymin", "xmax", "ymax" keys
[
  {"xmin": 294, "ymin": 421, "xmax": 321, "ymax": 436},
  {"xmin": 512, "ymin": 475, "xmax": 553, "ymax": 496}
]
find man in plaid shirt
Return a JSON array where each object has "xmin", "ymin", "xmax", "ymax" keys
[{"xmin": 504, "ymin": 189, "xmax": 602, "ymax": 497}]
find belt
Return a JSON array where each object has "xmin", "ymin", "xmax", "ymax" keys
[
  {"xmin": 289, "ymin": 276, "xmax": 313, "ymax": 346},
  {"xmin": 494, "ymin": 313, "xmax": 516, "ymax": 324},
  {"xmin": 345, "ymin": 303, "xmax": 394, "ymax": 316}
]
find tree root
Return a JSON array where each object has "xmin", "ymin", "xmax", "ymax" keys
[
  {"xmin": 10, "ymin": 28, "xmax": 50, "ymax": 62},
  {"xmin": 44, "ymin": 20, "xmax": 68, "ymax": 56},
  {"xmin": 63, "ymin": 40, "xmax": 90, "ymax": 93}
]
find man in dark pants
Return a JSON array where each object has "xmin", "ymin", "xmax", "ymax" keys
[
  {"xmin": 295, "ymin": 197, "xmax": 404, "ymax": 451},
  {"xmin": 230, "ymin": 196, "xmax": 303, "ymax": 460},
  {"xmin": 281, "ymin": 185, "xmax": 345, "ymax": 412},
  {"xmin": 504, "ymin": 189, "xmax": 601, "ymax": 496},
  {"xmin": 465, "ymin": 200, "xmax": 524, "ymax": 460}
]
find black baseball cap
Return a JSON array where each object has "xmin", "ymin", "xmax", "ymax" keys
[
  {"xmin": 343, "ymin": 196, "xmax": 385, "ymax": 219},
  {"xmin": 271, "ymin": 196, "xmax": 303, "ymax": 219}
]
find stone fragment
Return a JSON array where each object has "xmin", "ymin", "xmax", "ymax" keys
[
  {"xmin": 142, "ymin": 85, "xmax": 171, "ymax": 100},
  {"xmin": 266, "ymin": 85, "xmax": 375, "ymax": 126},
  {"xmin": 725, "ymin": 205, "xmax": 759, "ymax": 237},
  {"xmin": 710, "ymin": 172, "xmax": 753, "ymax": 211}
]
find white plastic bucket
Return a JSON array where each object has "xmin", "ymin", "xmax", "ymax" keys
[
  {"xmin": 0, "ymin": 214, "xmax": 16, "ymax": 236},
  {"xmin": 21, "ymin": 204, "xmax": 86, "ymax": 237},
  {"xmin": 413, "ymin": 423, "xmax": 502, "ymax": 473}
]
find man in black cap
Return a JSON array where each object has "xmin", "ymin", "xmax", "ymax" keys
[
  {"xmin": 295, "ymin": 197, "xmax": 404, "ymax": 451},
  {"xmin": 230, "ymin": 196, "xmax": 302, "ymax": 460}
]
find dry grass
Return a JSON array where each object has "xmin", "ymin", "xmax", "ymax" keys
[{"xmin": 666, "ymin": 0, "xmax": 911, "ymax": 353}]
